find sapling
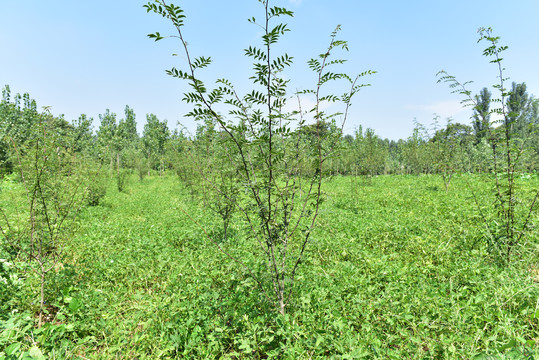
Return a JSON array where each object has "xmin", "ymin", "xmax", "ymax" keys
[
  {"xmin": 0, "ymin": 109, "xmax": 91, "ymax": 327},
  {"xmin": 438, "ymin": 27, "xmax": 539, "ymax": 261},
  {"xmin": 430, "ymin": 116, "xmax": 472, "ymax": 191},
  {"xmin": 145, "ymin": 0, "xmax": 374, "ymax": 314},
  {"xmin": 199, "ymin": 121, "xmax": 240, "ymax": 240}
]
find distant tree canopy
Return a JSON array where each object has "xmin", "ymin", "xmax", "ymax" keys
[
  {"xmin": 431, "ymin": 122, "xmax": 473, "ymax": 146},
  {"xmin": 473, "ymin": 87, "xmax": 491, "ymax": 144},
  {"xmin": 1, "ymin": 83, "xmax": 539, "ymax": 177},
  {"xmin": 298, "ymin": 120, "xmax": 332, "ymax": 143},
  {"xmin": 507, "ymin": 82, "xmax": 538, "ymax": 138}
]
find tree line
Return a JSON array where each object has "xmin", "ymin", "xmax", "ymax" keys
[
  {"xmin": 2, "ymin": 82, "xmax": 538, "ymax": 183},
  {"xmin": 1, "ymin": 85, "xmax": 174, "ymax": 181},
  {"xmin": 332, "ymin": 82, "xmax": 539, "ymax": 178}
]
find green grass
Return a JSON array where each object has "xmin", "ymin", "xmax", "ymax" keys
[{"xmin": 1, "ymin": 173, "xmax": 538, "ymax": 359}]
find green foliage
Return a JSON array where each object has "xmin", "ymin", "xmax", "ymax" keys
[
  {"xmin": 96, "ymin": 109, "xmax": 118, "ymax": 167},
  {"xmin": 3, "ymin": 174, "xmax": 538, "ymax": 358},
  {"xmin": 85, "ymin": 166, "xmax": 107, "ymax": 206},
  {"xmin": 400, "ymin": 121, "xmax": 433, "ymax": 174},
  {"xmin": 0, "ymin": 109, "xmax": 91, "ymax": 328},
  {"xmin": 0, "ymin": 86, "xmax": 60, "ymax": 176},
  {"xmin": 429, "ymin": 116, "xmax": 474, "ymax": 190},
  {"xmin": 116, "ymin": 168, "xmax": 130, "ymax": 193},
  {"xmin": 507, "ymin": 82, "xmax": 538, "ymax": 140},
  {"xmin": 71, "ymin": 114, "xmax": 95, "ymax": 156},
  {"xmin": 96, "ymin": 107, "xmax": 142, "ymax": 175},
  {"xmin": 3, "ymin": 9, "xmax": 539, "ymax": 360},
  {"xmin": 132, "ymin": 148, "xmax": 150, "ymax": 182},
  {"xmin": 438, "ymin": 27, "xmax": 539, "ymax": 262},
  {"xmin": 142, "ymin": 113, "xmax": 170, "ymax": 175},
  {"xmin": 117, "ymin": 105, "xmax": 139, "ymax": 148},
  {"xmin": 473, "ymin": 87, "xmax": 492, "ymax": 144},
  {"xmin": 145, "ymin": 0, "xmax": 374, "ymax": 314},
  {"xmin": 351, "ymin": 126, "xmax": 388, "ymax": 177},
  {"xmin": 201, "ymin": 126, "xmax": 240, "ymax": 241}
]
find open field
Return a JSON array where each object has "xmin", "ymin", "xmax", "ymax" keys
[
  {"xmin": 1, "ymin": 173, "xmax": 539, "ymax": 359},
  {"xmin": 2, "ymin": 1, "xmax": 539, "ymax": 359}
]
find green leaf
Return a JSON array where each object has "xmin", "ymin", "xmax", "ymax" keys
[
  {"xmin": 5, "ymin": 343, "xmax": 21, "ymax": 356},
  {"xmin": 28, "ymin": 346, "xmax": 45, "ymax": 360},
  {"xmin": 147, "ymin": 32, "xmax": 164, "ymax": 41},
  {"xmin": 498, "ymin": 339, "xmax": 517, "ymax": 352},
  {"xmin": 68, "ymin": 297, "xmax": 82, "ymax": 313}
]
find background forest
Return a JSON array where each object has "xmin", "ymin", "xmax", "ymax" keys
[{"xmin": 1, "ymin": 81, "xmax": 539, "ymax": 180}]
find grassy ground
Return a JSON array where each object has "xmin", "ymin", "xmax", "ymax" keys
[{"xmin": 1, "ymin": 173, "xmax": 538, "ymax": 359}]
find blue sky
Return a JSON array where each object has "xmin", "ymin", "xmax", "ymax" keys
[{"xmin": 1, "ymin": 0, "xmax": 538, "ymax": 140}]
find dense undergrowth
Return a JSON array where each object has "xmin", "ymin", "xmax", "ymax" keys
[{"xmin": 1, "ymin": 173, "xmax": 538, "ymax": 359}]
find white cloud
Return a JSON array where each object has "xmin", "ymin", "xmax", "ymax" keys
[
  {"xmin": 405, "ymin": 100, "xmax": 467, "ymax": 119},
  {"xmin": 282, "ymin": 94, "xmax": 336, "ymax": 124}
]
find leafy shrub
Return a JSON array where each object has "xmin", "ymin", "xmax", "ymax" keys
[
  {"xmin": 116, "ymin": 168, "xmax": 130, "ymax": 193},
  {"xmin": 86, "ymin": 172, "xmax": 107, "ymax": 206}
]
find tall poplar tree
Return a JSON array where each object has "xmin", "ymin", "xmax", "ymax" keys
[{"xmin": 472, "ymin": 87, "xmax": 491, "ymax": 144}]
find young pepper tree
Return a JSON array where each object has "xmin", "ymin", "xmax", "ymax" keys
[
  {"xmin": 0, "ymin": 108, "xmax": 92, "ymax": 327},
  {"xmin": 437, "ymin": 27, "xmax": 539, "ymax": 262},
  {"xmin": 145, "ymin": 0, "xmax": 374, "ymax": 315}
]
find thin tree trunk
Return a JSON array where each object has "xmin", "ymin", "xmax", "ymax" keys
[{"xmin": 39, "ymin": 268, "xmax": 45, "ymax": 328}]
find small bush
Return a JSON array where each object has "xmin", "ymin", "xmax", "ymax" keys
[
  {"xmin": 86, "ymin": 173, "xmax": 107, "ymax": 206},
  {"xmin": 116, "ymin": 169, "xmax": 130, "ymax": 192}
]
